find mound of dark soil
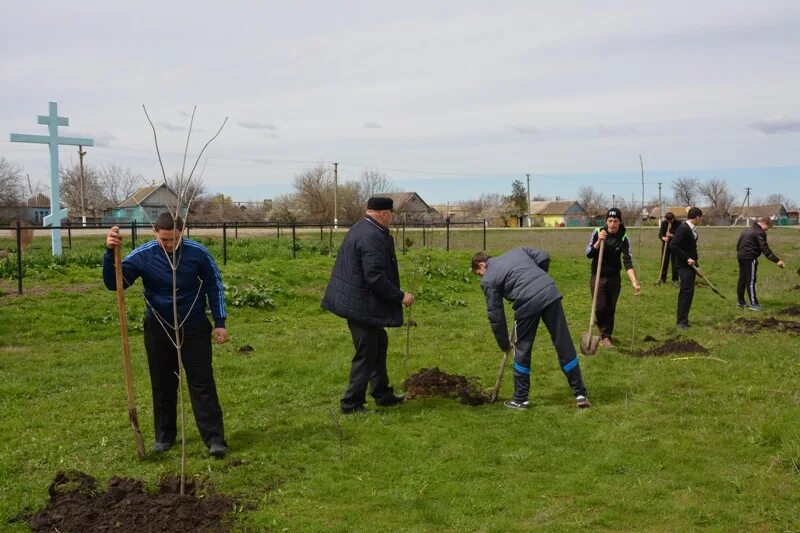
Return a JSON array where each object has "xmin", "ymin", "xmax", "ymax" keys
[
  {"xmin": 731, "ymin": 317, "xmax": 800, "ymax": 334},
  {"xmin": 25, "ymin": 470, "xmax": 234, "ymax": 532},
  {"xmin": 642, "ymin": 335, "xmax": 659, "ymax": 342},
  {"xmin": 637, "ymin": 339, "xmax": 709, "ymax": 357},
  {"xmin": 402, "ymin": 367, "xmax": 489, "ymax": 405},
  {"xmin": 778, "ymin": 305, "xmax": 800, "ymax": 316},
  {"xmin": 791, "ymin": 284, "xmax": 800, "ymax": 291},
  {"xmin": 237, "ymin": 344, "xmax": 254, "ymax": 354}
]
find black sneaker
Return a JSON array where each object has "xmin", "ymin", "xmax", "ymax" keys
[
  {"xmin": 576, "ymin": 395, "xmax": 591, "ymax": 409},
  {"xmin": 376, "ymin": 394, "xmax": 405, "ymax": 407},
  {"xmin": 153, "ymin": 441, "xmax": 173, "ymax": 453},
  {"xmin": 208, "ymin": 443, "xmax": 227, "ymax": 458},
  {"xmin": 341, "ymin": 404, "xmax": 369, "ymax": 414},
  {"xmin": 676, "ymin": 323, "xmax": 690, "ymax": 330},
  {"xmin": 748, "ymin": 304, "xmax": 762, "ymax": 311},
  {"xmin": 504, "ymin": 399, "xmax": 530, "ymax": 410},
  {"xmin": 737, "ymin": 302, "xmax": 746, "ymax": 309}
]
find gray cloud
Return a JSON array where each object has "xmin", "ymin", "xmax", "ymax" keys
[
  {"xmin": 750, "ymin": 117, "xmax": 800, "ymax": 135},
  {"xmin": 363, "ymin": 121, "xmax": 382, "ymax": 129},
  {"xmin": 252, "ymin": 158, "xmax": 273, "ymax": 164},
  {"xmin": 71, "ymin": 130, "xmax": 117, "ymax": 148},
  {"xmin": 159, "ymin": 121, "xmax": 185, "ymax": 132},
  {"xmin": 178, "ymin": 110, "xmax": 192, "ymax": 117},
  {"xmin": 263, "ymin": 132, "xmax": 280, "ymax": 139},
  {"xmin": 508, "ymin": 125, "xmax": 540, "ymax": 136},
  {"xmin": 595, "ymin": 124, "xmax": 638, "ymax": 137},
  {"xmin": 238, "ymin": 120, "xmax": 278, "ymax": 130}
]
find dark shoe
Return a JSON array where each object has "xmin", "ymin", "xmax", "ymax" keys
[
  {"xmin": 341, "ymin": 404, "xmax": 369, "ymax": 414},
  {"xmin": 576, "ymin": 395, "xmax": 591, "ymax": 409},
  {"xmin": 376, "ymin": 394, "xmax": 405, "ymax": 407},
  {"xmin": 208, "ymin": 443, "xmax": 227, "ymax": 458},
  {"xmin": 677, "ymin": 323, "xmax": 689, "ymax": 331},
  {"xmin": 748, "ymin": 304, "xmax": 762, "ymax": 311},
  {"xmin": 153, "ymin": 441, "xmax": 173, "ymax": 453},
  {"xmin": 504, "ymin": 399, "xmax": 530, "ymax": 410},
  {"xmin": 737, "ymin": 302, "xmax": 746, "ymax": 309}
]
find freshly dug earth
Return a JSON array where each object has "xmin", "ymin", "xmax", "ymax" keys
[
  {"xmin": 403, "ymin": 367, "xmax": 489, "ymax": 405},
  {"xmin": 636, "ymin": 339, "xmax": 709, "ymax": 357},
  {"xmin": 730, "ymin": 317, "xmax": 800, "ymax": 334},
  {"xmin": 778, "ymin": 305, "xmax": 800, "ymax": 316},
  {"xmin": 26, "ymin": 470, "xmax": 234, "ymax": 532}
]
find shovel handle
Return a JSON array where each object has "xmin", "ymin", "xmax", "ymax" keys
[
  {"xmin": 691, "ymin": 264, "xmax": 726, "ymax": 299},
  {"xmin": 589, "ymin": 239, "xmax": 605, "ymax": 330}
]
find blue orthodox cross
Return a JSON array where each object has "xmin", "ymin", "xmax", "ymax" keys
[{"xmin": 10, "ymin": 102, "xmax": 94, "ymax": 256}]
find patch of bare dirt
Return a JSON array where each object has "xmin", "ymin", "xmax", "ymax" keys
[
  {"xmin": 635, "ymin": 339, "xmax": 710, "ymax": 357},
  {"xmin": 402, "ymin": 367, "xmax": 489, "ymax": 405},
  {"xmin": 21, "ymin": 470, "xmax": 235, "ymax": 532},
  {"xmin": 778, "ymin": 305, "xmax": 800, "ymax": 317},
  {"xmin": 730, "ymin": 317, "xmax": 800, "ymax": 335}
]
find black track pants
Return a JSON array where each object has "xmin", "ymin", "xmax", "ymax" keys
[{"xmin": 341, "ymin": 320, "xmax": 395, "ymax": 410}]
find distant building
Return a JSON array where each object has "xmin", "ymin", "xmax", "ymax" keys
[
  {"xmin": 529, "ymin": 200, "xmax": 589, "ymax": 227},
  {"xmin": 102, "ymin": 184, "xmax": 185, "ymax": 225},
  {"xmin": 647, "ymin": 206, "xmax": 691, "ymax": 220},
  {"xmin": 0, "ymin": 193, "xmax": 53, "ymax": 225},
  {"xmin": 729, "ymin": 204, "xmax": 789, "ymax": 226},
  {"xmin": 376, "ymin": 192, "xmax": 443, "ymax": 224}
]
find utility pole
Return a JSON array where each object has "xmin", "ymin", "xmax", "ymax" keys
[
  {"xmin": 612, "ymin": 194, "xmax": 616, "ymax": 207},
  {"xmin": 526, "ymin": 173, "xmax": 531, "ymax": 227},
  {"xmin": 78, "ymin": 145, "xmax": 87, "ymax": 226},
  {"xmin": 745, "ymin": 186, "xmax": 751, "ymax": 208},
  {"xmin": 657, "ymin": 182, "xmax": 663, "ymax": 219},
  {"xmin": 333, "ymin": 162, "xmax": 338, "ymax": 229}
]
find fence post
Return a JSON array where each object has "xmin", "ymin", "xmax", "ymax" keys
[
  {"xmin": 422, "ymin": 220, "xmax": 426, "ymax": 247},
  {"xmin": 131, "ymin": 220, "xmax": 137, "ymax": 249},
  {"xmin": 483, "ymin": 219, "xmax": 487, "ymax": 251},
  {"xmin": 402, "ymin": 217, "xmax": 406, "ymax": 254},
  {"xmin": 320, "ymin": 225, "xmax": 323, "ymax": 241},
  {"xmin": 235, "ymin": 220, "xmax": 238, "ymax": 239},
  {"xmin": 329, "ymin": 225, "xmax": 333, "ymax": 251},
  {"xmin": 446, "ymin": 219, "xmax": 450, "ymax": 252},
  {"xmin": 16, "ymin": 221, "xmax": 23, "ymax": 295},
  {"xmin": 276, "ymin": 221, "xmax": 281, "ymax": 240},
  {"xmin": 67, "ymin": 219, "xmax": 72, "ymax": 249},
  {"xmin": 222, "ymin": 222, "xmax": 228, "ymax": 265},
  {"xmin": 292, "ymin": 223, "xmax": 297, "ymax": 259}
]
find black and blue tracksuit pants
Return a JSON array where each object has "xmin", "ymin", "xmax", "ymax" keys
[
  {"xmin": 737, "ymin": 258, "xmax": 759, "ymax": 306},
  {"xmin": 511, "ymin": 299, "xmax": 588, "ymax": 403}
]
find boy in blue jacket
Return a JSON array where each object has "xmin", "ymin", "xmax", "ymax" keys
[{"xmin": 104, "ymin": 212, "xmax": 228, "ymax": 457}]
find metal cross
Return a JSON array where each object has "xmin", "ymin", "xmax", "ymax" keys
[{"xmin": 10, "ymin": 102, "xmax": 94, "ymax": 255}]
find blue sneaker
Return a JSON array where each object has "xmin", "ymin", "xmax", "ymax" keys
[{"xmin": 504, "ymin": 399, "xmax": 530, "ymax": 410}]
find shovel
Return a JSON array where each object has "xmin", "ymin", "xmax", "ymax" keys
[
  {"xmin": 580, "ymin": 239, "xmax": 605, "ymax": 355},
  {"xmin": 691, "ymin": 264, "xmax": 726, "ymax": 299},
  {"xmin": 657, "ymin": 221, "xmax": 672, "ymax": 285},
  {"xmin": 489, "ymin": 325, "xmax": 516, "ymax": 403}
]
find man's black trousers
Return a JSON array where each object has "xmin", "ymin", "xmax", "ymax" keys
[
  {"xmin": 143, "ymin": 317, "xmax": 225, "ymax": 447},
  {"xmin": 659, "ymin": 243, "xmax": 678, "ymax": 282},
  {"xmin": 342, "ymin": 319, "xmax": 396, "ymax": 410},
  {"xmin": 737, "ymin": 258, "xmax": 759, "ymax": 306},
  {"xmin": 511, "ymin": 299, "xmax": 587, "ymax": 403},
  {"xmin": 589, "ymin": 274, "xmax": 621, "ymax": 339},
  {"xmin": 676, "ymin": 266, "xmax": 696, "ymax": 326}
]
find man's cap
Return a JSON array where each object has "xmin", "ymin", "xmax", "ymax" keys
[
  {"xmin": 367, "ymin": 197, "xmax": 393, "ymax": 211},
  {"xmin": 606, "ymin": 208, "xmax": 622, "ymax": 221}
]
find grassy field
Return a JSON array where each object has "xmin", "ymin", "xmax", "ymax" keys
[{"xmin": 1, "ymin": 226, "xmax": 799, "ymax": 531}]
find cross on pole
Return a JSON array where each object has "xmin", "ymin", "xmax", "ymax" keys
[{"xmin": 10, "ymin": 102, "xmax": 94, "ymax": 255}]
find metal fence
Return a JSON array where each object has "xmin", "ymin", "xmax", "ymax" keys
[{"xmin": 2, "ymin": 219, "xmax": 493, "ymax": 294}]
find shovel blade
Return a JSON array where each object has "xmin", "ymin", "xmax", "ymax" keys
[{"xmin": 580, "ymin": 332, "xmax": 600, "ymax": 355}]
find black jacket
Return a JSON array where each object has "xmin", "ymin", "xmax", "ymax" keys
[
  {"xmin": 585, "ymin": 225, "xmax": 634, "ymax": 277},
  {"xmin": 737, "ymin": 223, "xmax": 780, "ymax": 263},
  {"xmin": 658, "ymin": 219, "xmax": 682, "ymax": 240},
  {"xmin": 669, "ymin": 221, "xmax": 699, "ymax": 268},
  {"xmin": 321, "ymin": 215, "xmax": 404, "ymax": 327},
  {"xmin": 480, "ymin": 247, "xmax": 561, "ymax": 351}
]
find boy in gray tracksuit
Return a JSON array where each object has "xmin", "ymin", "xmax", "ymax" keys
[{"xmin": 472, "ymin": 248, "xmax": 590, "ymax": 410}]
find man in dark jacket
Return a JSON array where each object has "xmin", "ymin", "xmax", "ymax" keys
[
  {"xmin": 322, "ymin": 197, "xmax": 415, "ymax": 414},
  {"xmin": 472, "ymin": 248, "xmax": 590, "ymax": 410},
  {"xmin": 585, "ymin": 208, "xmax": 641, "ymax": 348},
  {"xmin": 736, "ymin": 217, "xmax": 785, "ymax": 310},
  {"xmin": 669, "ymin": 207, "xmax": 702, "ymax": 329},
  {"xmin": 103, "ymin": 213, "xmax": 228, "ymax": 457},
  {"xmin": 658, "ymin": 212, "xmax": 681, "ymax": 284}
]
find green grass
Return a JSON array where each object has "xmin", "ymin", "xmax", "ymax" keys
[{"xmin": 1, "ymin": 227, "xmax": 799, "ymax": 531}]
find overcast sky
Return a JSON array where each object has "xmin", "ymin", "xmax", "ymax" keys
[{"xmin": 2, "ymin": 0, "xmax": 799, "ymax": 206}]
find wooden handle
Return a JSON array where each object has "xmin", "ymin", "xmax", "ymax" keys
[
  {"xmin": 114, "ymin": 246, "xmax": 146, "ymax": 459},
  {"xmin": 589, "ymin": 239, "xmax": 605, "ymax": 330},
  {"xmin": 658, "ymin": 222, "xmax": 671, "ymax": 281}
]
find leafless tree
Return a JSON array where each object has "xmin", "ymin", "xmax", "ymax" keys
[
  {"xmin": 293, "ymin": 164, "xmax": 334, "ymax": 222},
  {"xmin": 59, "ymin": 162, "xmax": 105, "ymax": 217},
  {"xmin": 100, "ymin": 164, "xmax": 145, "ymax": 207},
  {"xmin": 765, "ymin": 193, "xmax": 798, "ymax": 211},
  {"xmin": 269, "ymin": 193, "xmax": 302, "ymax": 222},
  {"xmin": 672, "ymin": 177, "xmax": 700, "ymax": 206},
  {"xmin": 0, "ymin": 157, "xmax": 24, "ymax": 205},
  {"xmin": 577, "ymin": 185, "xmax": 609, "ymax": 217},
  {"xmin": 698, "ymin": 178, "xmax": 736, "ymax": 219},
  {"xmin": 338, "ymin": 182, "xmax": 364, "ymax": 224},
  {"xmin": 359, "ymin": 169, "xmax": 393, "ymax": 202},
  {"xmin": 167, "ymin": 171, "xmax": 207, "ymax": 206}
]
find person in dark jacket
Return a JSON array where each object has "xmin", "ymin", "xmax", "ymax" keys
[
  {"xmin": 669, "ymin": 207, "xmax": 702, "ymax": 330},
  {"xmin": 472, "ymin": 248, "xmax": 590, "ymax": 410},
  {"xmin": 658, "ymin": 212, "xmax": 681, "ymax": 284},
  {"xmin": 736, "ymin": 217, "xmax": 785, "ymax": 310},
  {"xmin": 322, "ymin": 197, "xmax": 415, "ymax": 414},
  {"xmin": 103, "ymin": 213, "xmax": 228, "ymax": 457},
  {"xmin": 584, "ymin": 208, "xmax": 641, "ymax": 348}
]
